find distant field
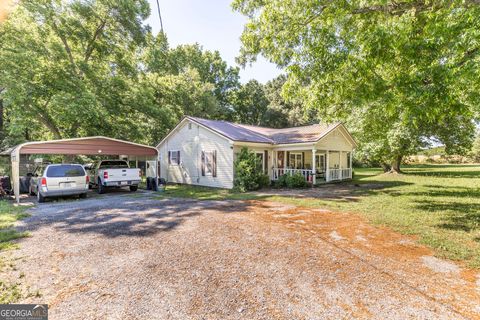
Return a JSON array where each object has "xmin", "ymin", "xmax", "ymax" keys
[{"xmin": 162, "ymin": 164, "xmax": 480, "ymax": 268}]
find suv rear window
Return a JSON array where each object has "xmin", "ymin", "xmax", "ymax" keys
[
  {"xmin": 98, "ymin": 161, "xmax": 129, "ymax": 169},
  {"xmin": 46, "ymin": 165, "xmax": 85, "ymax": 177}
]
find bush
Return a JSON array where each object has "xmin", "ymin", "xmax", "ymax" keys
[
  {"xmin": 257, "ymin": 174, "xmax": 271, "ymax": 188},
  {"xmin": 233, "ymin": 147, "xmax": 270, "ymax": 192},
  {"xmin": 273, "ymin": 173, "xmax": 308, "ymax": 188},
  {"xmin": 286, "ymin": 173, "xmax": 308, "ymax": 188},
  {"xmin": 274, "ymin": 174, "xmax": 289, "ymax": 188}
]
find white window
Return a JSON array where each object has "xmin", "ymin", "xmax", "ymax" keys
[
  {"xmin": 315, "ymin": 154, "xmax": 326, "ymax": 172},
  {"xmin": 169, "ymin": 150, "xmax": 180, "ymax": 165},
  {"xmin": 289, "ymin": 152, "xmax": 303, "ymax": 169}
]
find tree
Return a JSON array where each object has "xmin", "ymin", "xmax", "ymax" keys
[
  {"xmin": 0, "ymin": 0, "xmax": 150, "ymax": 142},
  {"xmin": 229, "ymin": 80, "xmax": 269, "ymax": 125},
  {"xmin": 233, "ymin": 0, "xmax": 480, "ymax": 172},
  {"xmin": 470, "ymin": 133, "xmax": 480, "ymax": 162},
  {"xmin": 263, "ymin": 75, "xmax": 309, "ymax": 128},
  {"xmin": 168, "ymin": 44, "xmax": 241, "ymax": 119},
  {"xmin": 0, "ymin": 1, "xmax": 239, "ymax": 147}
]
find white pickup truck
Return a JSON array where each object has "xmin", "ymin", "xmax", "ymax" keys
[{"xmin": 86, "ymin": 160, "xmax": 141, "ymax": 194}]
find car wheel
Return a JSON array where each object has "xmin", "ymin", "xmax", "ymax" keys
[
  {"xmin": 129, "ymin": 185, "xmax": 138, "ymax": 192},
  {"xmin": 79, "ymin": 193, "xmax": 87, "ymax": 199},
  {"xmin": 37, "ymin": 191, "xmax": 45, "ymax": 203},
  {"xmin": 97, "ymin": 179, "xmax": 105, "ymax": 194}
]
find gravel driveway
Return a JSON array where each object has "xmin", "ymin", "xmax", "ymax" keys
[{"xmin": 2, "ymin": 192, "xmax": 480, "ymax": 319}]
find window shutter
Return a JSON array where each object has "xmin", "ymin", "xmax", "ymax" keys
[
  {"xmin": 168, "ymin": 151, "xmax": 171, "ymax": 164},
  {"xmin": 177, "ymin": 151, "xmax": 181, "ymax": 165},
  {"xmin": 212, "ymin": 150, "xmax": 217, "ymax": 177},
  {"xmin": 201, "ymin": 151, "xmax": 205, "ymax": 176},
  {"xmin": 286, "ymin": 151, "xmax": 290, "ymax": 167},
  {"xmin": 302, "ymin": 152, "xmax": 305, "ymax": 169},
  {"xmin": 264, "ymin": 150, "xmax": 268, "ymax": 173}
]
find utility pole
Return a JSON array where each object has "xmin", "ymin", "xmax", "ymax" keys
[{"xmin": 155, "ymin": 0, "xmax": 164, "ymax": 33}]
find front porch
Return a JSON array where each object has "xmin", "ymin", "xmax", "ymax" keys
[{"xmin": 271, "ymin": 150, "xmax": 353, "ymax": 184}]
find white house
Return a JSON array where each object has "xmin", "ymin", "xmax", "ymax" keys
[{"xmin": 156, "ymin": 116, "xmax": 357, "ymax": 189}]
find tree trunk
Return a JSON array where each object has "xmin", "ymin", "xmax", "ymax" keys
[
  {"xmin": 390, "ymin": 155, "xmax": 403, "ymax": 173},
  {"xmin": 380, "ymin": 162, "xmax": 391, "ymax": 173}
]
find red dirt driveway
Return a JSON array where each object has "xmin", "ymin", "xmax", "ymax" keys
[{"xmin": 2, "ymin": 194, "xmax": 480, "ymax": 319}]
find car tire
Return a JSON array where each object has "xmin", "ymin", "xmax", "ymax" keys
[
  {"xmin": 98, "ymin": 179, "xmax": 105, "ymax": 194},
  {"xmin": 79, "ymin": 193, "xmax": 87, "ymax": 199},
  {"xmin": 37, "ymin": 191, "xmax": 45, "ymax": 203},
  {"xmin": 129, "ymin": 185, "xmax": 138, "ymax": 192}
]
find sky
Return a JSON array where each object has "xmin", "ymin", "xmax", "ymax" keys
[{"xmin": 145, "ymin": 0, "xmax": 282, "ymax": 83}]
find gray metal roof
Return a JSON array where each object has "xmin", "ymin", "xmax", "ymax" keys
[{"xmin": 187, "ymin": 116, "xmax": 340, "ymax": 145}]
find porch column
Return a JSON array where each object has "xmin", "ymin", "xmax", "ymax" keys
[
  {"xmin": 326, "ymin": 151, "xmax": 330, "ymax": 182},
  {"xmin": 283, "ymin": 151, "xmax": 287, "ymax": 172},
  {"xmin": 339, "ymin": 151, "xmax": 343, "ymax": 180},
  {"xmin": 349, "ymin": 151, "xmax": 353, "ymax": 178},
  {"xmin": 270, "ymin": 150, "xmax": 275, "ymax": 180},
  {"xmin": 312, "ymin": 149, "xmax": 316, "ymax": 185}
]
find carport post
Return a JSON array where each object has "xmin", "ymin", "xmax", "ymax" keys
[{"xmin": 12, "ymin": 147, "xmax": 20, "ymax": 204}]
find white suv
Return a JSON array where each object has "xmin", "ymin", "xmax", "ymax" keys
[{"xmin": 30, "ymin": 164, "xmax": 89, "ymax": 202}]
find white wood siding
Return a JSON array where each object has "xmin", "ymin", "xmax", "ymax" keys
[
  {"xmin": 158, "ymin": 121, "xmax": 234, "ymax": 189},
  {"xmin": 316, "ymin": 127, "xmax": 354, "ymax": 152}
]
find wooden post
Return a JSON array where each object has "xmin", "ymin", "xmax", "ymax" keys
[
  {"xmin": 326, "ymin": 150, "xmax": 330, "ymax": 182},
  {"xmin": 312, "ymin": 148, "xmax": 316, "ymax": 185},
  {"xmin": 339, "ymin": 151, "xmax": 343, "ymax": 180},
  {"xmin": 349, "ymin": 151, "xmax": 353, "ymax": 178}
]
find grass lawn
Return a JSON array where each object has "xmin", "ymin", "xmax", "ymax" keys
[
  {"xmin": 161, "ymin": 164, "xmax": 480, "ymax": 268},
  {"xmin": 0, "ymin": 201, "xmax": 29, "ymax": 303}
]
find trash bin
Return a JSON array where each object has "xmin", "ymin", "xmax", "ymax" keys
[
  {"xmin": 158, "ymin": 178, "xmax": 166, "ymax": 192},
  {"xmin": 151, "ymin": 177, "xmax": 158, "ymax": 191}
]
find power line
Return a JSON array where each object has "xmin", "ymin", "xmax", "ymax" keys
[{"xmin": 155, "ymin": 0, "xmax": 164, "ymax": 33}]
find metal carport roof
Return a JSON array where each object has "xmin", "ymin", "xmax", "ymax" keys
[{"xmin": 6, "ymin": 136, "xmax": 158, "ymax": 203}]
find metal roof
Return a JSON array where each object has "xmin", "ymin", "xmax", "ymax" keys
[
  {"xmin": 187, "ymin": 116, "xmax": 342, "ymax": 145},
  {"xmin": 2, "ymin": 136, "xmax": 157, "ymax": 156}
]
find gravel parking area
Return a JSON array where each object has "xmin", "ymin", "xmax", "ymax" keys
[{"xmin": 2, "ymin": 193, "xmax": 480, "ymax": 319}]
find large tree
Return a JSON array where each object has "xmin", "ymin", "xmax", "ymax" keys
[
  {"xmin": 0, "ymin": 0, "xmax": 239, "ymax": 147},
  {"xmin": 263, "ymin": 74, "xmax": 309, "ymax": 128},
  {"xmin": 229, "ymin": 79, "xmax": 269, "ymax": 125},
  {"xmin": 232, "ymin": 0, "xmax": 480, "ymax": 172},
  {"xmin": 0, "ymin": 0, "xmax": 150, "ymax": 143}
]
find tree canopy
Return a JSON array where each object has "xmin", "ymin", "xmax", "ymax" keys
[
  {"xmin": 0, "ymin": 0, "xmax": 244, "ymax": 147},
  {"xmin": 233, "ymin": 0, "xmax": 480, "ymax": 171}
]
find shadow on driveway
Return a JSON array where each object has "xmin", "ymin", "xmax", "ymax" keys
[{"xmin": 18, "ymin": 194, "xmax": 252, "ymax": 238}]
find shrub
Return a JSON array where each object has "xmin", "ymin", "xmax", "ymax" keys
[
  {"xmin": 233, "ymin": 147, "xmax": 270, "ymax": 192},
  {"xmin": 273, "ymin": 173, "xmax": 308, "ymax": 188},
  {"xmin": 286, "ymin": 173, "xmax": 308, "ymax": 188},
  {"xmin": 274, "ymin": 174, "xmax": 289, "ymax": 188},
  {"xmin": 257, "ymin": 174, "xmax": 271, "ymax": 188}
]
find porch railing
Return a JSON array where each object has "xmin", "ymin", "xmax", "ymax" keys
[
  {"xmin": 341, "ymin": 168, "xmax": 352, "ymax": 179},
  {"xmin": 329, "ymin": 169, "xmax": 341, "ymax": 181},
  {"xmin": 328, "ymin": 168, "xmax": 352, "ymax": 181},
  {"xmin": 273, "ymin": 167, "xmax": 352, "ymax": 183},
  {"xmin": 272, "ymin": 168, "xmax": 314, "ymax": 182}
]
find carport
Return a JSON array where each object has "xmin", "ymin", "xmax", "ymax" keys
[{"xmin": 7, "ymin": 136, "xmax": 158, "ymax": 203}]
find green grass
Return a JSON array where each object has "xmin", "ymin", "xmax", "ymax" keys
[
  {"xmin": 0, "ymin": 201, "xmax": 29, "ymax": 303},
  {"xmin": 160, "ymin": 164, "xmax": 480, "ymax": 268},
  {"xmin": 156, "ymin": 184, "xmax": 262, "ymax": 201}
]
